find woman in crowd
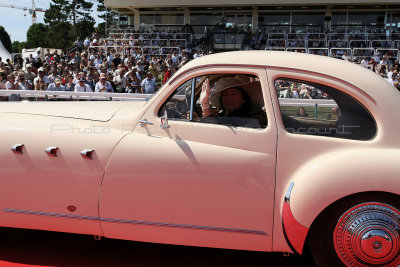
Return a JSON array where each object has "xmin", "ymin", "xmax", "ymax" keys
[
  {"xmin": 65, "ymin": 75, "xmax": 75, "ymax": 91},
  {"xmin": 0, "ymin": 72, "xmax": 6, "ymax": 89},
  {"xmin": 296, "ymin": 106, "xmax": 308, "ymax": 117}
]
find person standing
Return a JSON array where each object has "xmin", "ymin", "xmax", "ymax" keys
[
  {"xmin": 141, "ymin": 72, "xmax": 157, "ymax": 94},
  {"xmin": 6, "ymin": 74, "xmax": 19, "ymax": 101},
  {"xmin": 95, "ymin": 73, "xmax": 114, "ymax": 92}
]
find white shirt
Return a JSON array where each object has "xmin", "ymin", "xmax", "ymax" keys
[{"xmin": 74, "ymin": 84, "xmax": 92, "ymax": 92}]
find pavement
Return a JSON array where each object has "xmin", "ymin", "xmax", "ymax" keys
[{"xmin": 0, "ymin": 228, "xmax": 311, "ymax": 267}]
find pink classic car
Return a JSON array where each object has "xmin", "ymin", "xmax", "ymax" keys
[{"xmin": 1, "ymin": 51, "xmax": 399, "ymax": 267}]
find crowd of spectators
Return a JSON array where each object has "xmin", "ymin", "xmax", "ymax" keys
[
  {"xmin": 0, "ymin": 27, "xmax": 399, "ymax": 101},
  {"xmin": 0, "ymin": 30, "xmax": 208, "ymax": 100}
]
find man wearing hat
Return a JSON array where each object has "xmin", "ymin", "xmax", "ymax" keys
[
  {"xmin": 24, "ymin": 63, "xmax": 36, "ymax": 83},
  {"xmin": 33, "ymin": 67, "xmax": 50, "ymax": 90},
  {"xmin": 95, "ymin": 73, "xmax": 114, "ymax": 92},
  {"xmin": 74, "ymin": 78, "xmax": 92, "ymax": 92},
  {"xmin": 46, "ymin": 78, "xmax": 65, "ymax": 91}
]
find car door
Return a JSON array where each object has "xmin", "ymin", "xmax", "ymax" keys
[
  {"xmin": 0, "ymin": 115, "xmax": 123, "ymax": 235},
  {"xmin": 100, "ymin": 66, "xmax": 278, "ymax": 251}
]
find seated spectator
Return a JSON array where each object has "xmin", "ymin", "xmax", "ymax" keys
[
  {"xmin": 65, "ymin": 75, "xmax": 75, "ymax": 91},
  {"xmin": 17, "ymin": 71, "xmax": 33, "ymax": 90},
  {"xmin": 95, "ymin": 73, "xmax": 114, "ymax": 92},
  {"xmin": 34, "ymin": 67, "xmax": 50, "ymax": 90},
  {"xmin": 0, "ymin": 71, "xmax": 6, "ymax": 89},
  {"xmin": 75, "ymin": 78, "xmax": 93, "ymax": 92},
  {"xmin": 6, "ymin": 74, "xmax": 19, "ymax": 101},
  {"xmin": 48, "ymin": 68, "xmax": 61, "ymax": 84},
  {"xmin": 296, "ymin": 106, "xmax": 308, "ymax": 117},
  {"xmin": 327, "ymin": 106, "xmax": 340, "ymax": 120},
  {"xmin": 35, "ymin": 78, "xmax": 47, "ymax": 91},
  {"xmin": 47, "ymin": 78, "xmax": 65, "ymax": 91}
]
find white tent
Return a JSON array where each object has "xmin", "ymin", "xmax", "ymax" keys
[{"xmin": 0, "ymin": 40, "xmax": 11, "ymax": 61}]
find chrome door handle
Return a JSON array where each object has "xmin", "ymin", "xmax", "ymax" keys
[
  {"xmin": 139, "ymin": 119, "xmax": 154, "ymax": 126},
  {"xmin": 45, "ymin": 146, "xmax": 59, "ymax": 157},
  {"xmin": 11, "ymin": 144, "xmax": 24, "ymax": 154},
  {"xmin": 80, "ymin": 149, "xmax": 94, "ymax": 159},
  {"xmin": 160, "ymin": 110, "xmax": 170, "ymax": 129}
]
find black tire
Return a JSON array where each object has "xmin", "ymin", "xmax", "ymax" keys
[{"xmin": 308, "ymin": 192, "xmax": 400, "ymax": 267}]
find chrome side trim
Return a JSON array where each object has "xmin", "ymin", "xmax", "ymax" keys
[
  {"xmin": 284, "ymin": 182, "xmax": 294, "ymax": 203},
  {"xmin": 2, "ymin": 208, "xmax": 268, "ymax": 236},
  {"xmin": 282, "ymin": 182, "xmax": 309, "ymax": 255}
]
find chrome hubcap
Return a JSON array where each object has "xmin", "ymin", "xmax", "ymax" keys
[{"xmin": 334, "ymin": 202, "xmax": 400, "ymax": 266}]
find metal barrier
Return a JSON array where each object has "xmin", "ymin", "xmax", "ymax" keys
[
  {"xmin": 349, "ymin": 40, "xmax": 371, "ymax": 48},
  {"xmin": 308, "ymin": 39, "xmax": 327, "ymax": 48},
  {"xmin": 169, "ymin": 39, "xmax": 187, "ymax": 47},
  {"xmin": 307, "ymin": 33, "xmax": 327, "ymax": 40},
  {"xmin": 0, "ymin": 90, "xmax": 153, "ymax": 101},
  {"xmin": 352, "ymin": 48, "xmax": 375, "ymax": 60},
  {"xmin": 267, "ymin": 39, "xmax": 286, "ymax": 47},
  {"xmin": 279, "ymin": 98, "xmax": 337, "ymax": 119},
  {"xmin": 329, "ymin": 48, "xmax": 352, "ymax": 58},
  {"xmin": 106, "ymin": 46, "xmax": 125, "ymax": 56},
  {"xmin": 328, "ymin": 40, "xmax": 349, "ymax": 48},
  {"xmin": 287, "ymin": 39, "xmax": 306, "ymax": 48},
  {"xmin": 375, "ymin": 48, "xmax": 399, "ymax": 60},
  {"xmin": 265, "ymin": 47, "xmax": 285, "ymax": 51},
  {"xmin": 367, "ymin": 33, "xmax": 388, "ymax": 40},
  {"xmin": 151, "ymin": 39, "xmax": 169, "ymax": 47},
  {"xmin": 371, "ymin": 40, "xmax": 393, "ymax": 48},
  {"xmin": 308, "ymin": 48, "xmax": 329, "ymax": 56},
  {"xmin": 161, "ymin": 47, "xmax": 181, "ymax": 55},
  {"xmin": 268, "ymin": 33, "xmax": 286, "ymax": 40},
  {"xmin": 286, "ymin": 47, "xmax": 307, "ymax": 53}
]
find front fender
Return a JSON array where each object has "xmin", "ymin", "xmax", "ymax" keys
[{"xmin": 283, "ymin": 148, "xmax": 400, "ymax": 254}]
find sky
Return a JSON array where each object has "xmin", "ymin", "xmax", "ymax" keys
[{"xmin": 0, "ymin": 0, "xmax": 101, "ymax": 42}]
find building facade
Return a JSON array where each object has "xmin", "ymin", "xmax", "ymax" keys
[{"xmin": 104, "ymin": 0, "xmax": 400, "ymax": 36}]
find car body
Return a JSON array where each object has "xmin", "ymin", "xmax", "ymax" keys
[{"xmin": 1, "ymin": 51, "xmax": 399, "ymax": 266}]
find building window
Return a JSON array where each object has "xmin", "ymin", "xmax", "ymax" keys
[
  {"xmin": 258, "ymin": 13, "xmax": 291, "ymax": 26},
  {"xmin": 291, "ymin": 12, "xmax": 325, "ymax": 26}
]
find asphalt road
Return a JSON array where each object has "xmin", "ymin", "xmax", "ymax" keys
[{"xmin": 0, "ymin": 228, "xmax": 312, "ymax": 267}]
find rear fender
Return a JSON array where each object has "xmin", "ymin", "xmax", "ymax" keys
[{"xmin": 282, "ymin": 148, "xmax": 400, "ymax": 254}]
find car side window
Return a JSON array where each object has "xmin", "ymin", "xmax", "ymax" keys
[
  {"xmin": 158, "ymin": 79, "xmax": 193, "ymax": 121},
  {"xmin": 275, "ymin": 79, "xmax": 376, "ymax": 140},
  {"xmin": 159, "ymin": 73, "xmax": 268, "ymax": 129}
]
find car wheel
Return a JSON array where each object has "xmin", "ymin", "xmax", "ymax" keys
[{"xmin": 308, "ymin": 193, "xmax": 400, "ymax": 267}]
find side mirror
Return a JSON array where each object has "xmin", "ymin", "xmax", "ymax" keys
[{"xmin": 160, "ymin": 109, "xmax": 170, "ymax": 129}]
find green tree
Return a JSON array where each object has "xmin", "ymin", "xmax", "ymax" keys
[
  {"xmin": 12, "ymin": 41, "xmax": 27, "ymax": 53},
  {"xmin": 75, "ymin": 19, "xmax": 95, "ymax": 40},
  {"xmin": 26, "ymin": 23, "xmax": 49, "ymax": 49},
  {"xmin": 45, "ymin": 0, "xmax": 94, "ymax": 34},
  {"xmin": 97, "ymin": 0, "xmax": 118, "ymax": 37},
  {"xmin": 0, "ymin": 26, "xmax": 12, "ymax": 53},
  {"xmin": 44, "ymin": 0, "xmax": 69, "ymax": 25},
  {"xmin": 46, "ymin": 22, "xmax": 73, "ymax": 51}
]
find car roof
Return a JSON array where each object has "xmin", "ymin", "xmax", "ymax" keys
[{"xmin": 178, "ymin": 51, "xmax": 398, "ymax": 105}]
